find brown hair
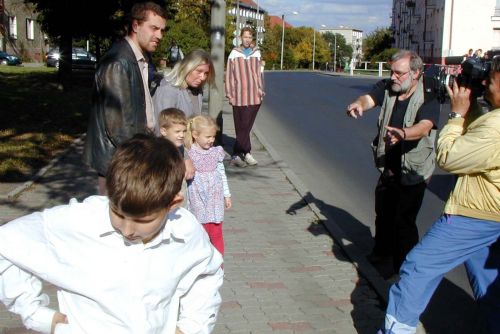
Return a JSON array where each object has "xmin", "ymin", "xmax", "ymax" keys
[
  {"xmin": 128, "ymin": 2, "xmax": 167, "ymax": 34},
  {"xmin": 185, "ymin": 114, "xmax": 218, "ymax": 149},
  {"xmin": 106, "ymin": 133, "xmax": 185, "ymax": 216},
  {"xmin": 240, "ymin": 26, "xmax": 254, "ymax": 37},
  {"xmin": 159, "ymin": 108, "xmax": 188, "ymax": 129}
]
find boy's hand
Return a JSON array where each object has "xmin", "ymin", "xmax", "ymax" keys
[
  {"xmin": 224, "ymin": 197, "xmax": 232, "ymax": 209},
  {"xmin": 184, "ymin": 159, "xmax": 195, "ymax": 180},
  {"xmin": 175, "ymin": 327, "xmax": 184, "ymax": 334},
  {"xmin": 51, "ymin": 312, "xmax": 68, "ymax": 334}
]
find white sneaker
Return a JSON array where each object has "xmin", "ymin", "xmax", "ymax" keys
[
  {"xmin": 230, "ymin": 155, "xmax": 247, "ymax": 167},
  {"xmin": 244, "ymin": 153, "xmax": 258, "ymax": 166}
]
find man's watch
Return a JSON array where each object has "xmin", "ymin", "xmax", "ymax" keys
[{"xmin": 448, "ymin": 112, "xmax": 463, "ymax": 119}]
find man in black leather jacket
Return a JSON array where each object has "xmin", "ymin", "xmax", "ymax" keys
[{"xmin": 83, "ymin": 2, "xmax": 166, "ymax": 194}]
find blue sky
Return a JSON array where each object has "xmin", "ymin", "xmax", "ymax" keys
[{"xmin": 255, "ymin": 0, "xmax": 392, "ymax": 36}]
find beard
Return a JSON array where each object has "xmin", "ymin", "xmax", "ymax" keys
[{"xmin": 391, "ymin": 75, "xmax": 412, "ymax": 93}]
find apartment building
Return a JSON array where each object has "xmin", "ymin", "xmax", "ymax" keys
[
  {"xmin": 391, "ymin": 0, "xmax": 500, "ymax": 63},
  {"xmin": 319, "ymin": 26, "xmax": 363, "ymax": 62},
  {"xmin": 228, "ymin": 0, "xmax": 266, "ymax": 45},
  {"xmin": 0, "ymin": 0, "xmax": 47, "ymax": 62}
]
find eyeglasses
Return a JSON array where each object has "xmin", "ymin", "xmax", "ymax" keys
[{"xmin": 390, "ymin": 70, "xmax": 411, "ymax": 80}]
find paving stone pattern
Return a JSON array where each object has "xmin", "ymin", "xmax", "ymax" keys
[{"xmin": 0, "ymin": 107, "xmax": 385, "ymax": 333}]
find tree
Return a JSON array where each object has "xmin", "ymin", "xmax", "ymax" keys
[
  {"xmin": 25, "ymin": 0, "xmax": 172, "ymax": 89},
  {"xmin": 154, "ymin": 19, "xmax": 210, "ymax": 66},
  {"xmin": 261, "ymin": 22, "xmax": 282, "ymax": 69},
  {"xmin": 291, "ymin": 28, "xmax": 330, "ymax": 69},
  {"xmin": 363, "ymin": 27, "xmax": 393, "ymax": 61},
  {"xmin": 322, "ymin": 32, "xmax": 353, "ymax": 70}
]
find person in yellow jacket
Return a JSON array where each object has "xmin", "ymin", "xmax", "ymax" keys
[{"xmin": 379, "ymin": 56, "xmax": 500, "ymax": 334}]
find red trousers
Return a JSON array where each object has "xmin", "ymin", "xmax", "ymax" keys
[{"xmin": 203, "ymin": 222, "xmax": 224, "ymax": 256}]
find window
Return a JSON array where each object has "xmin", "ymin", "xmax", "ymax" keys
[
  {"xmin": 9, "ymin": 16, "xmax": 17, "ymax": 39},
  {"xmin": 26, "ymin": 18, "xmax": 34, "ymax": 40}
]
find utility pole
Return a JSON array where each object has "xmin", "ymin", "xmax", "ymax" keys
[{"xmin": 209, "ymin": 0, "xmax": 226, "ymax": 144}]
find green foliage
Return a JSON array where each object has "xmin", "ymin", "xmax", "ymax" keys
[
  {"xmin": 322, "ymin": 32, "xmax": 353, "ymax": 68},
  {"xmin": 261, "ymin": 23, "xmax": 282, "ymax": 69},
  {"xmin": 154, "ymin": 19, "xmax": 210, "ymax": 65},
  {"xmin": 363, "ymin": 27, "xmax": 393, "ymax": 60},
  {"xmin": 372, "ymin": 48, "xmax": 399, "ymax": 63}
]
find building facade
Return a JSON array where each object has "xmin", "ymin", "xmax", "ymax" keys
[
  {"xmin": 228, "ymin": 0, "xmax": 266, "ymax": 46},
  {"xmin": 319, "ymin": 26, "xmax": 363, "ymax": 63},
  {"xmin": 0, "ymin": 0, "xmax": 46, "ymax": 62},
  {"xmin": 391, "ymin": 0, "xmax": 500, "ymax": 64}
]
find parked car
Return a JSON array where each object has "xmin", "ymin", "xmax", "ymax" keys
[
  {"xmin": 0, "ymin": 51, "xmax": 22, "ymax": 66},
  {"xmin": 46, "ymin": 47, "xmax": 96, "ymax": 70}
]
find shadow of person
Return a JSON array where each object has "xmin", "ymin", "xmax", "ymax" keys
[
  {"xmin": 287, "ymin": 191, "xmax": 487, "ymax": 334},
  {"xmin": 288, "ymin": 192, "xmax": 386, "ymax": 333},
  {"xmin": 426, "ymin": 172, "xmax": 457, "ymax": 202}
]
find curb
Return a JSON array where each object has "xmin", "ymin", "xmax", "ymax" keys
[
  {"xmin": 252, "ymin": 126, "xmax": 390, "ymax": 304},
  {"xmin": 1, "ymin": 134, "xmax": 86, "ymax": 202}
]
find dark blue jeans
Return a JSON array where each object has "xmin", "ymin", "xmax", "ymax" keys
[{"xmin": 386, "ymin": 215, "xmax": 500, "ymax": 333}]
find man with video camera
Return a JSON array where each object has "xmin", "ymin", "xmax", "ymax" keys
[
  {"xmin": 346, "ymin": 50, "xmax": 440, "ymax": 278},
  {"xmin": 378, "ymin": 56, "xmax": 500, "ymax": 334}
]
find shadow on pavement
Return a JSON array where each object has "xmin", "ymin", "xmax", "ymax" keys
[
  {"xmin": 3, "ymin": 143, "xmax": 97, "ymax": 219},
  {"xmin": 288, "ymin": 194, "xmax": 385, "ymax": 334},
  {"xmin": 287, "ymin": 191, "xmax": 487, "ymax": 334}
]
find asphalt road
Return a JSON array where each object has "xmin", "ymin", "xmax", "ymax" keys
[{"xmin": 255, "ymin": 71, "xmax": 485, "ymax": 333}]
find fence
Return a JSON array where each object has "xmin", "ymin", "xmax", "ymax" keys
[{"xmin": 349, "ymin": 61, "xmax": 390, "ymax": 77}]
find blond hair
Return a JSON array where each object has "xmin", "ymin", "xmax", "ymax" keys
[
  {"xmin": 185, "ymin": 114, "xmax": 218, "ymax": 149},
  {"xmin": 166, "ymin": 49, "xmax": 215, "ymax": 89},
  {"xmin": 159, "ymin": 108, "xmax": 188, "ymax": 130}
]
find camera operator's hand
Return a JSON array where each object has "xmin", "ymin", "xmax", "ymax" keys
[{"xmin": 446, "ymin": 79, "xmax": 472, "ymax": 117}]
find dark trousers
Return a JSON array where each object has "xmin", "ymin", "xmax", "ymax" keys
[
  {"xmin": 232, "ymin": 104, "xmax": 260, "ymax": 156},
  {"xmin": 373, "ymin": 174, "xmax": 427, "ymax": 272}
]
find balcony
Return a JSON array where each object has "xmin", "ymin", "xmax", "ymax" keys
[{"xmin": 493, "ymin": 7, "xmax": 500, "ymax": 20}]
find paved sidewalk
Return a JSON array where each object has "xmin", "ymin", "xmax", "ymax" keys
[{"xmin": 0, "ymin": 105, "xmax": 385, "ymax": 333}]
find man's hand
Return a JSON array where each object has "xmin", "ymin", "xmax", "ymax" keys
[
  {"xmin": 184, "ymin": 158, "xmax": 195, "ymax": 180},
  {"xmin": 346, "ymin": 102, "xmax": 364, "ymax": 119},
  {"xmin": 385, "ymin": 126, "xmax": 405, "ymax": 145},
  {"xmin": 51, "ymin": 312, "xmax": 68, "ymax": 334},
  {"xmin": 446, "ymin": 79, "xmax": 472, "ymax": 117}
]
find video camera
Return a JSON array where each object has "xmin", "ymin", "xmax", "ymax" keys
[{"xmin": 423, "ymin": 49, "xmax": 499, "ymax": 103}]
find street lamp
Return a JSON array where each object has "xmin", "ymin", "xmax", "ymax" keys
[
  {"xmin": 312, "ymin": 24, "xmax": 326, "ymax": 71},
  {"xmin": 333, "ymin": 33, "xmax": 337, "ymax": 72},
  {"xmin": 280, "ymin": 11, "xmax": 298, "ymax": 70}
]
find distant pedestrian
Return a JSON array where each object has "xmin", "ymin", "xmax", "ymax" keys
[
  {"xmin": 346, "ymin": 50, "xmax": 440, "ymax": 278},
  {"xmin": 225, "ymin": 26, "xmax": 265, "ymax": 167},
  {"xmin": 473, "ymin": 48, "xmax": 483, "ymax": 59},
  {"xmin": 185, "ymin": 114, "xmax": 232, "ymax": 256},
  {"xmin": 83, "ymin": 2, "xmax": 167, "ymax": 194},
  {"xmin": 464, "ymin": 48, "xmax": 474, "ymax": 58},
  {"xmin": 0, "ymin": 133, "xmax": 223, "ymax": 333},
  {"xmin": 167, "ymin": 39, "xmax": 184, "ymax": 68}
]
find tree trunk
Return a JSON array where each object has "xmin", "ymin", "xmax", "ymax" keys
[{"xmin": 58, "ymin": 31, "xmax": 73, "ymax": 91}]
